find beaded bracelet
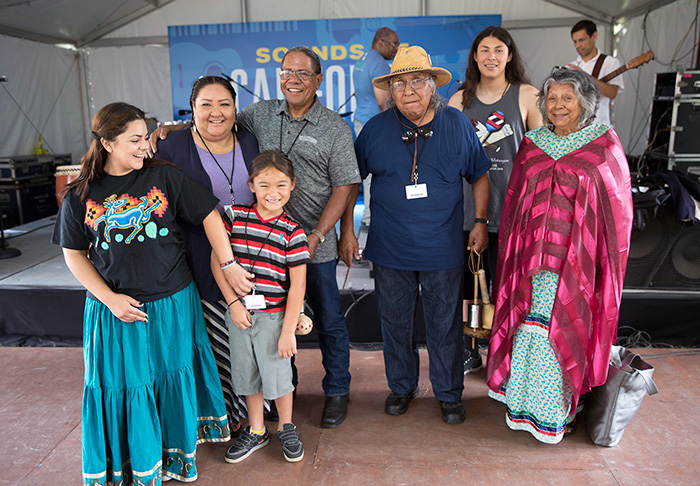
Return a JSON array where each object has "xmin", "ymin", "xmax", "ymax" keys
[{"xmin": 220, "ymin": 256, "xmax": 240, "ymax": 269}]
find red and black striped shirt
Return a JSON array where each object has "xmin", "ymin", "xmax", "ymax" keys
[{"xmin": 223, "ymin": 204, "xmax": 310, "ymax": 313}]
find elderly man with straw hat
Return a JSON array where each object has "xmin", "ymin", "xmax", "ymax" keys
[{"xmin": 354, "ymin": 46, "xmax": 490, "ymax": 423}]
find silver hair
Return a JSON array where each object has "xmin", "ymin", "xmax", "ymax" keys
[
  {"xmin": 537, "ymin": 67, "xmax": 600, "ymax": 129},
  {"xmin": 281, "ymin": 46, "xmax": 322, "ymax": 74},
  {"xmin": 386, "ymin": 75, "xmax": 445, "ymax": 112}
]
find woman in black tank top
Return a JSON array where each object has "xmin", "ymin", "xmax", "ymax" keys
[{"xmin": 448, "ymin": 26, "xmax": 542, "ymax": 375}]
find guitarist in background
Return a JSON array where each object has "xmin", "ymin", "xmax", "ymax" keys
[{"xmin": 567, "ymin": 19, "xmax": 625, "ymax": 126}]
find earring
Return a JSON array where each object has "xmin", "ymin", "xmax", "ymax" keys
[{"xmin": 233, "ymin": 121, "xmax": 238, "ymax": 133}]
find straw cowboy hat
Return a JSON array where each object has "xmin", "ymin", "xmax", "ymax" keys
[{"xmin": 372, "ymin": 45, "xmax": 452, "ymax": 90}]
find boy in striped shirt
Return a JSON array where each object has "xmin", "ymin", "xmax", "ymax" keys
[{"xmin": 211, "ymin": 150, "xmax": 310, "ymax": 464}]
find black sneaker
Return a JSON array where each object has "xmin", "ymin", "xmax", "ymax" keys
[
  {"xmin": 278, "ymin": 423, "xmax": 304, "ymax": 462},
  {"xmin": 463, "ymin": 354, "xmax": 483, "ymax": 375},
  {"xmin": 224, "ymin": 426, "xmax": 270, "ymax": 463}
]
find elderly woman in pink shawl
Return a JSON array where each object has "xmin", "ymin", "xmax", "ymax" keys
[{"xmin": 485, "ymin": 67, "xmax": 633, "ymax": 444}]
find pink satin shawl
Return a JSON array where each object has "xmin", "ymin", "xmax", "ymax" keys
[{"xmin": 485, "ymin": 127, "xmax": 633, "ymax": 411}]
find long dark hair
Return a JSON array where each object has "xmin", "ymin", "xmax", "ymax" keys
[
  {"xmin": 459, "ymin": 26, "xmax": 530, "ymax": 109},
  {"xmin": 247, "ymin": 150, "xmax": 296, "ymax": 184},
  {"xmin": 65, "ymin": 102, "xmax": 172, "ymax": 201}
]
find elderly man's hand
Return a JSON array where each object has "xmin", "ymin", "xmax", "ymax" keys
[{"xmin": 467, "ymin": 225, "xmax": 488, "ymax": 253}]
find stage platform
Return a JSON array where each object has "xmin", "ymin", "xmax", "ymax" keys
[
  {"xmin": 1, "ymin": 215, "xmax": 700, "ymax": 347},
  {"xmin": 1, "ymin": 346, "xmax": 699, "ymax": 485}
]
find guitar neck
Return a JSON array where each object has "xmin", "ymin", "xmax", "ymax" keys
[
  {"xmin": 598, "ymin": 51, "xmax": 654, "ymax": 83},
  {"xmin": 600, "ymin": 65, "xmax": 627, "ymax": 83}
]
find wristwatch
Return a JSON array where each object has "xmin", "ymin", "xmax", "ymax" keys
[
  {"xmin": 474, "ymin": 218, "xmax": 489, "ymax": 225},
  {"xmin": 311, "ymin": 228, "xmax": 325, "ymax": 242}
]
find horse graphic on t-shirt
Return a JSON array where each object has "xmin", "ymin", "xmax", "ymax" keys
[{"xmin": 94, "ymin": 194, "xmax": 160, "ymax": 244}]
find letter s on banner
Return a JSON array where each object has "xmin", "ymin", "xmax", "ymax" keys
[{"xmin": 256, "ymin": 48, "xmax": 270, "ymax": 63}]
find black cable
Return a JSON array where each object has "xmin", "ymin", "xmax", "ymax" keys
[
  {"xmin": 1, "ymin": 84, "xmax": 50, "ymax": 151},
  {"xmin": 39, "ymin": 54, "xmax": 79, "ymax": 147}
]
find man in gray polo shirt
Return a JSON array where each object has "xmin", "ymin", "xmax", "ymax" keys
[{"xmin": 236, "ymin": 46, "xmax": 361, "ymax": 428}]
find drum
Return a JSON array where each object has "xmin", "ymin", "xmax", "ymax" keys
[{"xmin": 55, "ymin": 165, "xmax": 81, "ymax": 207}]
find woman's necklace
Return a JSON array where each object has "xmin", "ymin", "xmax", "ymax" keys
[
  {"xmin": 477, "ymin": 81, "xmax": 511, "ymax": 104},
  {"xmin": 500, "ymin": 82, "xmax": 511, "ymax": 100},
  {"xmin": 195, "ymin": 127, "xmax": 237, "ymax": 205}
]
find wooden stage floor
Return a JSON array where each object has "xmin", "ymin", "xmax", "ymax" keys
[{"xmin": 1, "ymin": 347, "xmax": 699, "ymax": 485}]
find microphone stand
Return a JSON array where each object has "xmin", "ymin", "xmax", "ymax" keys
[
  {"xmin": 336, "ymin": 92, "xmax": 355, "ymax": 118},
  {"xmin": 220, "ymin": 72, "xmax": 263, "ymax": 102}
]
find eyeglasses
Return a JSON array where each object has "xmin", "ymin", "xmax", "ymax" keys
[
  {"xmin": 381, "ymin": 39, "xmax": 400, "ymax": 48},
  {"xmin": 279, "ymin": 70, "xmax": 318, "ymax": 81},
  {"xmin": 390, "ymin": 77, "xmax": 429, "ymax": 93}
]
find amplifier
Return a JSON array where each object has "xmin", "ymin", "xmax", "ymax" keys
[
  {"xmin": 669, "ymin": 97, "xmax": 700, "ymax": 157},
  {"xmin": 0, "ymin": 177, "xmax": 58, "ymax": 227},
  {"xmin": 654, "ymin": 71, "xmax": 700, "ymax": 97},
  {"xmin": 0, "ymin": 154, "xmax": 72, "ymax": 182}
]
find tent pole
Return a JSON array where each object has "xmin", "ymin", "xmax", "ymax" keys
[
  {"xmin": 76, "ymin": 50, "xmax": 89, "ymax": 155},
  {"xmin": 241, "ymin": 0, "xmax": 248, "ymax": 23}
]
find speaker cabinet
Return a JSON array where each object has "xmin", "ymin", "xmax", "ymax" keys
[{"xmin": 624, "ymin": 204, "xmax": 700, "ymax": 289}]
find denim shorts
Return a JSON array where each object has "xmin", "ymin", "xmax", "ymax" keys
[{"xmin": 226, "ymin": 309, "xmax": 294, "ymax": 400}]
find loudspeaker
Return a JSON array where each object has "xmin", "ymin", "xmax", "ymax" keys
[{"xmin": 624, "ymin": 204, "xmax": 700, "ymax": 289}]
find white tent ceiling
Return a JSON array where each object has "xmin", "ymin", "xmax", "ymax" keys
[
  {"xmin": 0, "ymin": 0, "xmax": 696, "ymax": 163},
  {"xmin": 0, "ymin": 0, "xmax": 678, "ymax": 47}
]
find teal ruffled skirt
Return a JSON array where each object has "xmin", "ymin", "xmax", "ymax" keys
[
  {"xmin": 488, "ymin": 270, "xmax": 573, "ymax": 444},
  {"xmin": 81, "ymin": 281, "xmax": 230, "ymax": 485}
]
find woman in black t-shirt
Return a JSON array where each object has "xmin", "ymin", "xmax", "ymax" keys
[{"xmin": 53, "ymin": 102, "xmax": 241, "ymax": 484}]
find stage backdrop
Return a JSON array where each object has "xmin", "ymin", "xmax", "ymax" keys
[{"xmin": 167, "ymin": 15, "xmax": 500, "ymax": 122}]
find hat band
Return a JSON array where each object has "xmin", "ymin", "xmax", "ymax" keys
[{"xmin": 389, "ymin": 66, "xmax": 433, "ymax": 76}]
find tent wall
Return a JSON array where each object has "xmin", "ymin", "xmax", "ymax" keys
[
  {"xmin": 615, "ymin": 0, "xmax": 699, "ymax": 158},
  {"xmin": 102, "ymin": 0, "xmax": 578, "ymax": 38},
  {"xmin": 2, "ymin": 0, "xmax": 697, "ymax": 162},
  {"xmin": 90, "ymin": 0, "xmax": 584, "ymax": 127},
  {"xmin": 84, "ymin": 46, "xmax": 173, "ymax": 127},
  {"xmin": 0, "ymin": 35, "xmax": 86, "ymax": 162}
]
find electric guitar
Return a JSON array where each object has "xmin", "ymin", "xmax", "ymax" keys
[{"xmin": 599, "ymin": 50, "xmax": 654, "ymax": 83}]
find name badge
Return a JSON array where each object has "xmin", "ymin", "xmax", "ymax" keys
[
  {"xmin": 405, "ymin": 183, "xmax": 428, "ymax": 200},
  {"xmin": 243, "ymin": 294, "xmax": 266, "ymax": 310}
]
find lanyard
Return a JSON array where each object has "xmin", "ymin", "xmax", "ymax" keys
[
  {"xmin": 243, "ymin": 206, "xmax": 282, "ymax": 294},
  {"xmin": 394, "ymin": 107, "xmax": 433, "ymax": 184},
  {"xmin": 280, "ymin": 115, "xmax": 310, "ymax": 156},
  {"xmin": 195, "ymin": 127, "xmax": 237, "ymax": 204}
]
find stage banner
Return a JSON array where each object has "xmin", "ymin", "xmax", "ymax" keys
[{"xmin": 167, "ymin": 15, "xmax": 500, "ymax": 123}]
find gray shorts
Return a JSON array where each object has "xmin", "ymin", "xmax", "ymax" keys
[{"xmin": 226, "ymin": 309, "xmax": 294, "ymax": 400}]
